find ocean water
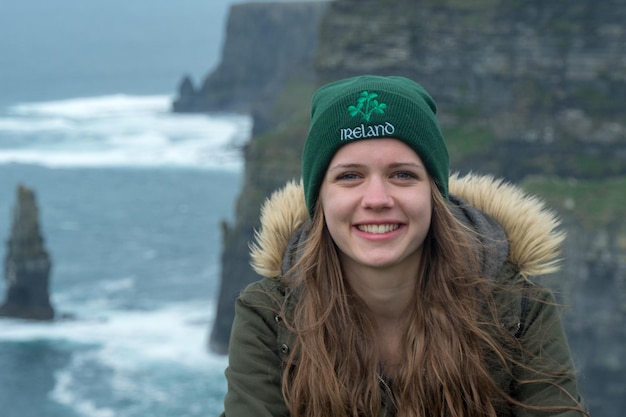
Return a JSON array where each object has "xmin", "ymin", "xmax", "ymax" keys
[
  {"xmin": 0, "ymin": 0, "xmax": 229, "ymax": 107},
  {"xmin": 0, "ymin": 95, "xmax": 251, "ymax": 417},
  {"xmin": 0, "ymin": 1, "xmax": 276, "ymax": 414}
]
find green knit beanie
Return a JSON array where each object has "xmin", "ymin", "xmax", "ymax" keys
[{"xmin": 302, "ymin": 75, "xmax": 449, "ymax": 218}]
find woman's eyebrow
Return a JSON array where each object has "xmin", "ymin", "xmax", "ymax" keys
[
  {"xmin": 388, "ymin": 162, "xmax": 427, "ymax": 172},
  {"xmin": 328, "ymin": 162, "xmax": 427, "ymax": 172},
  {"xmin": 327, "ymin": 163, "xmax": 366, "ymax": 172}
]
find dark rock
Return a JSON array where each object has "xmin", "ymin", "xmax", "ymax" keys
[
  {"xmin": 197, "ymin": 1, "xmax": 328, "ymax": 354},
  {"xmin": 209, "ymin": 83, "xmax": 312, "ymax": 354},
  {"xmin": 170, "ymin": 75, "xmax": 199, "ymax": 113},
  {"xmin": 0, "ymin": 185, "xmax": 54, "ymax": 320},
  {"xmin": 316, "ymin": 0, "xmax": 626, "ymax": 147},
  {"xmin": 209, "ymin": 220, "xmax": 257, "ymax": 354},
  {"xmin": 549, "ymin": 221, "xmax": 626, "ymax": 415}
]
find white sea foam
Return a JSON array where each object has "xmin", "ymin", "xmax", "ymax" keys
[
  {"xmin": 0, "ymin": 302, "xmax": 221, "ymax": 366},
  {"xmin": 97, "ymin": 277, "xmax": 135, "ymax": 294},
  {"xmin": 0, "ymin": 95, "xmax": 251, "ymax": 170},
  {"xmin": 1, "ymin": 301, "xmax": 228, "ymax": 416},
  {"xmin": 52, "ymin": 365, "xmax": 117, "ymax": 417},
  {"xmin": 12, "ymin": 95, "xmax": 168, "ymax": 119}
]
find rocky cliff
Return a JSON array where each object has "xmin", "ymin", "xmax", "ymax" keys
[
  {"xmin": 188, "ymin": 1, "xmax": 329, "ymax": 353},
  {"xmin": 563, "ymin": 223, "xmax": 626, "ymax": 417},
  {"xmin": 172, "ymin": 1, "xmax": 328, "ymax": 136},
  {"xmin": 315, "ymin": 0, "xmax": 626, "ymax": 179},
  {"xmin": 180, "ymin": 0, "xmax": 625, "ymax": 415},
  {"xmin": 0, "ymin": 185, "xmax": 54, "ymax": 320}
]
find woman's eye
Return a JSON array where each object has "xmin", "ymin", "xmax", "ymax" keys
[
  {"xmin": 336, "ymin": 172, "xmax": 360, "ymax": 181},
  {"xmin": 393, "ymin": 171, "xmax": 418, "ymax": 180}
]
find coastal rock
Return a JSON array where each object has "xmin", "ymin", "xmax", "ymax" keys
[
  {"xmin": 0, "ymin": 185, "xmax": 54, "ymax": 320},
  {"xmin": 552, "ymin": 222, "xmax": 626, "ymax": 416},
  {"xmin": 195, "ymin": 1, "xmax": 328, "ymax": 354}
]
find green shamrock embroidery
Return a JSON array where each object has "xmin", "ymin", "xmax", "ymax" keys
[{"xmin": 347, "ymin": 91, "xmax": 387, "ymax": 122}]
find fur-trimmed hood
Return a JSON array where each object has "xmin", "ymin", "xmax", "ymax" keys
[{"xmin": 250, "ymin": 173, "xmax": 565, "ymax": 280}]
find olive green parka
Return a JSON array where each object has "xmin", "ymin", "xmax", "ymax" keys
[{"xmin": 222, "ymin": 173, "xmax": 585, "ymax": 417}]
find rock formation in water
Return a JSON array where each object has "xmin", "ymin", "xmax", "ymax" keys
[
  {"xmin": 0, "ymin": 185, "xmax": 54, "ymax": 320},
  {"xmin": 175, "ymin": 1, "xmax": 626, "ymax": 414}
]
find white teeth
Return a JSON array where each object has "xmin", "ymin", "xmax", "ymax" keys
[{"xmin": 357, "ymin": 224, "xmax": 400, "ymax": 234}]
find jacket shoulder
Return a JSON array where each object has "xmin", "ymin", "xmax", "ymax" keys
[{"xmin": 238, "ymin": 277, "xmax": 288, "ymax": 311}]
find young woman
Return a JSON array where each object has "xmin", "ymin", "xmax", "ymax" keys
[{"xmin": 222, "ymin": 75, "xmax": 587, "ymax": 416}]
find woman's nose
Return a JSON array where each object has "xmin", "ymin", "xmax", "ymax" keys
[{"xmin": 361, "ymin": 178, "xmax": 393, "ymax": 209}]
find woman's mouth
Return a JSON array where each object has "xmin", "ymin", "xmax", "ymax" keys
[{"xmin": 356, "ymin": 224, "xmax": 400, "ymax": 234}]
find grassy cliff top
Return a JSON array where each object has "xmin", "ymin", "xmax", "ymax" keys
[{"xmin": 522, "ymin": 176, "xmax": 626, "ymax": 228}]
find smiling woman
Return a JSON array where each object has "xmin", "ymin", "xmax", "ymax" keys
[
  {"xmin": 320, "ymin": 139, "xmax": 432, "ymax": 278},
  {"xmin": 221, "ymin": 75, "xmax": 588, "ymax": 417}
]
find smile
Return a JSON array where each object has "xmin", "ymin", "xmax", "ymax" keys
[{"xmin": 357, "ymin": 224, "xmax": 400, "ymax": 234}]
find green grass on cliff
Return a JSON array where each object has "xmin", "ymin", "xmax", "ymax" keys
[
  {"xmin": 234, "ymin": 80, "xmax": 314, "ymax": 225},
  {"xmin": 442, "ymin": 124, "xmax": 496, "ymax": 161},
  {"xmin": 422, "ymin": 0, "xmax": 499, "ymax": 9},
  {"xmin": 252, "ymin": 111, "xmax": 309, "ymax": 177},
  {"xmin": 251, "ymin": 78, "xmax": 315, "ymax": 178},
  {"xmin": 439, "ymin": 105, "xmax": 496, "ymax": 161},
  {"xmin": 521, "ymin": 176, "xmax": 626, "ymax": 228}
]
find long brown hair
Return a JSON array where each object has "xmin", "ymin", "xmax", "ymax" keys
[{"xmin": 279, "ymin": 179, "xmax": 586, "ymax": 417}]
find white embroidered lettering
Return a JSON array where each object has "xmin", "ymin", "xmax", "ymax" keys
[{"xmin": 340, "ymin": 122, "xmax": 396, "ymax": 141}]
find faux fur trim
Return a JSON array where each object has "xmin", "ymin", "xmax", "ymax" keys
[
  {"xmin": 448, "ymin": 173, "xmax": 565, "ymax": 277},
  {"xmin": 250, "ymin": 180, "xmax": 308, "ymax": 278},
  {"xmin": 250, "ymin": 174, "xmax": 565, "ymax": 279}
]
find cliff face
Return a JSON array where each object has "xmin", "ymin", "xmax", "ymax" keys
[
  {"xmin": 559, "ymin": 224, "xmax": 626, "ymax": 416},
  {"xmin": 0, "ymin": 185, "xmax": 54, "ymax": 320},
  {"xmin": 202, "ymin": 1, "xmax": 328, "ymax": 354},
  {"xmin": 172, "ymin": 1, "xmax": 328, "ymax": 136},
  {"xmin": 198, "ymin": 0, "xmax": 625, "ymax": 414},
  {"xmin": 317, "ymin": 0, "xmax": 626, "ymax": 178}
]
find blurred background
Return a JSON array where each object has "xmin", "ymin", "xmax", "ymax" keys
[
  {"xmin": 1, "ymin": 1, "xmax": 624, "ymax": 416},
  {"xmin": 0, "ymin": 1, "xmax": 259, "ymax": 416}
]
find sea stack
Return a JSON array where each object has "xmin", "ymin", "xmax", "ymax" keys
[{"xmin": 0, "ymin": 185, "xmax": 54, "ymax": 320}]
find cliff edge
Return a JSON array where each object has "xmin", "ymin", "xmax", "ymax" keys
[{"xmin": 172, "ymin": 1, "xmax": 328, "ymax": 136}]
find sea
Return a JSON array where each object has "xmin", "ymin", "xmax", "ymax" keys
[{"xmin": 0, "ymin": 1, "xmax": 256, "ymax": 416}]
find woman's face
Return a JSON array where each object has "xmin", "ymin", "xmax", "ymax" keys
[{"xmin": 320, "ymin": 138, "xmax": 433, "ymax": 276}]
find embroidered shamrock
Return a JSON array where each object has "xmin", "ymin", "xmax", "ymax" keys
[{"xmin": 347, "ymin": 91, "xmax": 387, "ymax": 122}]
